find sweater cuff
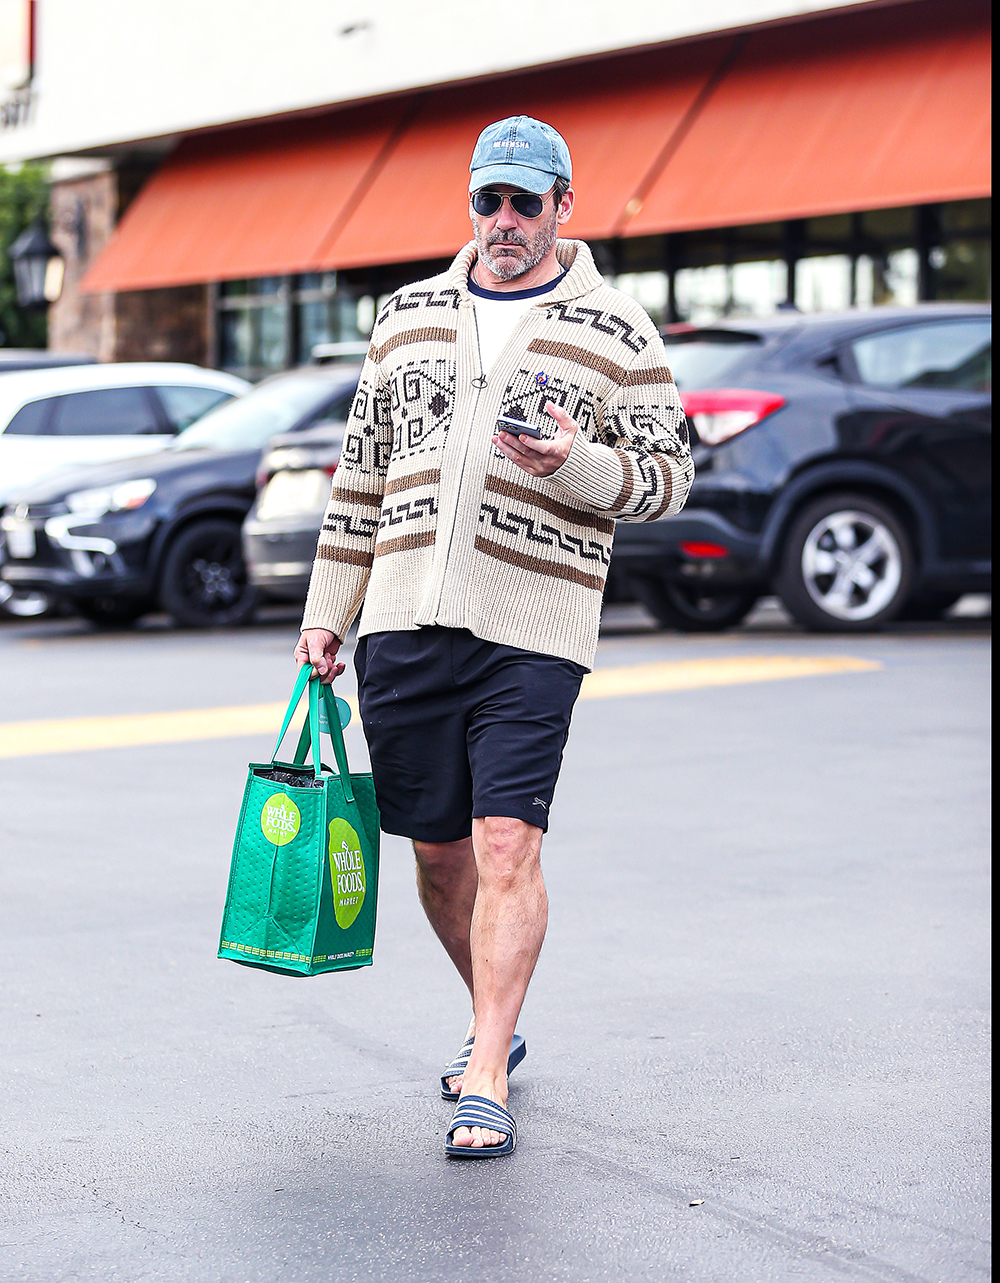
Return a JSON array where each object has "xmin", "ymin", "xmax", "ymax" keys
[{"xmin": 548, "ymin": 428, "xmax": 625, "ymax": 512}]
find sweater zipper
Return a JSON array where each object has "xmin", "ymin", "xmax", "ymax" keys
[{"xmin": 432, "ymin": 305, "xmax": 487, "ymax": 619}]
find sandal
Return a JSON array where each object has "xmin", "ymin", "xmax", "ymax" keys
[
  {"xmin": 440, "ymin": 1033, "xmax": 526, "ymax": 1101},
  {"xmin": 445, "ymin": 1095, "xmax": 517, "ymax": 1158}
]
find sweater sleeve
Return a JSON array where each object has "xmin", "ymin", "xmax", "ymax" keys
[
  {"xmin": 300, "ymin": 347, "xmax": 392, "ymax": 640},
  {"xmin": 547, "ymin": 330, "xmax": 694, "ymax": 523}
]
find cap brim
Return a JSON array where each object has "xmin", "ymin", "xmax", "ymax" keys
[{"xmin": 469, "ymin": 163, "xmax": 556, "ymax": 195}]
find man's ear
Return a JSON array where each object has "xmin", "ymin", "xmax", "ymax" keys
[{"xmin": 557, "ymin": 187, "xmax": 575, "ymax": 225}]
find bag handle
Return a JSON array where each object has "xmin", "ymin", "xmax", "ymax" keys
[{"xmin": 274, "ymin": 667, "xmax": 357, "ymax": 803}]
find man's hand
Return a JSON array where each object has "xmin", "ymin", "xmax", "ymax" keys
[
  {"xmin": 293, "ymin": 628, "xmax": 345, "ymax": 685},
  {"xmin": 492, "ymin": 402, "xmax": 578, "ymax": 477}
]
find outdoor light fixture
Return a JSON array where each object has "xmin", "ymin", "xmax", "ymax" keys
[{"xmin": 8, "ymin": 219, "xmax": 65, "ymax": 310}]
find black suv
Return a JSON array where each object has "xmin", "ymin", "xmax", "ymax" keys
[
  {"xmin": 611, "ymin": 304, "xmax": 990, "ymax": 630},
  {"xmin": 0, "ymin": 367, "xmax": 359, "ymax": 627}
]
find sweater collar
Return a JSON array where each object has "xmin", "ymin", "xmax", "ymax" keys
[{"xmin": 448, "ymin": 238, "xmax": 605, "ymax": 304}]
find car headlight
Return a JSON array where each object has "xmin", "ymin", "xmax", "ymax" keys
[{"xmin": 66, "ymin": 478, "xmax": 157, "ymax": 515}]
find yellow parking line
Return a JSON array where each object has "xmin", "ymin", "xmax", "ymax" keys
[
  {"xmin": 0, "ymin": 655, "xmax": 879, "ymax": 759},
  {"xmin": 580, "ymin": 654, "xmax": 880, "ymax": 699}
]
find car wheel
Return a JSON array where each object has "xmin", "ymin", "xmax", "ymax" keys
[
  {"xmin": 159, "ymin": 519, "xmax": 258, "ymax": 628},
  {"xmin": 0, "ymin": 583, "xmax": 52, "ymax": 619},
  {"xmin": 75, "ymin": 597, "xmax": 150, "ymax": 628},
  {"xmin": 629, "ymin": 573, "xmax": 759, "ymax": 632},
  {"xmin": 777, "ymin": 493, "xmax": 913, "ymax": 632}
]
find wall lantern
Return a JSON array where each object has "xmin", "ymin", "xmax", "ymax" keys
[{"xmin": 9, "ymin": 219, "xmax": 65, "ymax": 310}]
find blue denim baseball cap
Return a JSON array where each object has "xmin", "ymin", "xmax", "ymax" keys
[{"xmin": 469, "ymin": 116, "xmax": 572, "ymax": 195}]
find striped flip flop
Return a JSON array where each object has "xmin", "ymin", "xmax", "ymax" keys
[
  {"xmin": 445, "ymin": 1094, "xmax": 517, "ymax": 1159},
  {"xmin": 440, "ymin": 1033, "xmax": 526, "ymax": 1101}
]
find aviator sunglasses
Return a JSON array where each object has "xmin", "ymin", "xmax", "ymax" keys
[{"xmin": 471, "ymin": 188, "xmax": 555, "ymax": 219}]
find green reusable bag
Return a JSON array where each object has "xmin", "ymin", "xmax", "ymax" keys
[{"xmin": 218, "ymin": 666, "xmax": 380, "ymax": 977}]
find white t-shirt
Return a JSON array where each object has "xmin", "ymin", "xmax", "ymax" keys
[{"xmin": 469, "ymin": 268, "xmax": 568, "ymax": 377}]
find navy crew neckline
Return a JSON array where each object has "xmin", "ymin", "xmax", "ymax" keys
[{"xmin": 468, "ymin": 266, "xmax": 568, "ymax": 301}]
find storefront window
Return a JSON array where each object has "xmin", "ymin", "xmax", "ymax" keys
[{"xmin": 795, "ymin": 256, "xmax": 852, "ymax": 312}]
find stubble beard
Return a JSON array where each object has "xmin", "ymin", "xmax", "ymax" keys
[{"xmin": 475, "ymin": 207, "xmax": 559, "ymax": 282}]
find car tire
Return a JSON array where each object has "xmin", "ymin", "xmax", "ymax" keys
[
  {"xmin": 628, "ymin": 573, "xmax": 759, "ymax": 632},
  {"xmin": 776, "ymin": 492, "xmax": 914, "ymax": 632},
  {"xmin": 75, "ymin": 597, "xmax": 150, "ymax": 628},
  {"xmin": 158, "ymin": 519, "xmax": 258, "ymax": 628}
]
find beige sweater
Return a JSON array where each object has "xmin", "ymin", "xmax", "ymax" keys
[{"xmin": 301, "ymin": 239, "xmax": 694, "ymax": 669}]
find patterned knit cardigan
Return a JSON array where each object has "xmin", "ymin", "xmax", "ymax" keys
[{"xmin": 301, "ymin": 238, "xmax": 694, "ymax": 669}]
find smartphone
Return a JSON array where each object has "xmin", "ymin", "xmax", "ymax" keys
[{"xmin": 496, "ymin": 415, "xmax": 542, "ymax": 439}]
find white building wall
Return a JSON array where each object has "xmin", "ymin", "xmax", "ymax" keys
[{"xmin": 3, "ymin": 0, "xmax": 876, "ymax": 163}]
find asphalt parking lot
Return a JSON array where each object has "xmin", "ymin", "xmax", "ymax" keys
[{"xmin": 0, "ymin": 599, "xmax": 990, "ymax": 1283}]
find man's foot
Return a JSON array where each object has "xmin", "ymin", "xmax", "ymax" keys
[{"xmin": 450, "ymin": 1071, "xmax": 508, "ymax": 1149}]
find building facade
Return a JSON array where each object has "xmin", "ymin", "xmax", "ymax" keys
[{"xmin": 1, "ymin": 0, "xmax": 991, "ymax": 374}]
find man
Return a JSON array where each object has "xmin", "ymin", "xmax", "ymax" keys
[{"xmin": 295, "ymin": 116, "xmax": 693, "ymax": 1157}]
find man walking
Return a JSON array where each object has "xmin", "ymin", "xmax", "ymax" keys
[{"xmin": 295, "ymin": 116, "xmax": 693, "ymax": 1157}]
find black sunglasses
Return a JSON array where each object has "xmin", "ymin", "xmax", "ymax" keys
[{"xmin": 471, "ymin": 188, "xmax": 554, "ymax": 219}]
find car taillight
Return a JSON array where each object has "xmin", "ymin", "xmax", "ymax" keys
[
  {"xmin": 324, "ymin": 463, "xmax": 338, "ymax": 477},
  {"xmin": 255, "ymin": 466, "xmax": 271, "ymax": 490},
  {"xmin": 679, "ymin": 389, "xmax": 786, "ymax": 446}
]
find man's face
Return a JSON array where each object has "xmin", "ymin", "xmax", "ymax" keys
[{"xmin": 471, "ymin": 184, "xmax": 567, "ymax": 282}]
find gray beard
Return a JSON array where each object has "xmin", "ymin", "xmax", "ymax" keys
[{"xmin": 475, "ymin": 210, "xmax": 559, "ymax": 282}]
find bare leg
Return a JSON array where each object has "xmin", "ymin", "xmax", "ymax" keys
[
  {"xmin": 451, "ymin": 816, "xmax": 547, "ymax": 1149},
  {"xmin": 413, "ymin": 837, "xmax": 479, "ymax": 1090}
]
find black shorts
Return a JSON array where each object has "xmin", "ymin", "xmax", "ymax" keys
[{"xmin": 354, "ymin": 627, "xmax": 585, "ymax": 842}]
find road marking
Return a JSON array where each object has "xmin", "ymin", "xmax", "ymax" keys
[
  {"xmin": 0, "ymin": 655, "xmax": 879, "ymax": 759},
  {"xmin": 581, "ymin": 654, "xmax": 880, "ymax": 699}
]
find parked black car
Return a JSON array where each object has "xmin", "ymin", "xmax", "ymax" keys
[
  {"xmin": 0, "ymin": 366, "xmax": 359, "ymax": 627},
  {"xmin": 611, "ymin": 303, "xmax": 991, "ymax": 630},
  {"xmin": 242, "ymin": 422, "xmax": 346, "ymax": 600}
]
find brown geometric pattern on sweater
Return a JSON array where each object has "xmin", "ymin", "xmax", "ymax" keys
[
  {"xmin": 388, "ymin": 359, "xmax": 456, "ymax": 459},
  {"xmin": 321, "ymin": 508, "xmax": 380, "ymax": 540},
  {"xmin": 541, "ymin": 302, "xmax": 649, "ymax": 355},
  {"xmin": 316, "ymin": 544, "xmax": 374, "ymax": 569},
  {"xmin": 384, "ymin": 468, "xmax": 441, "ymax": 496},
  {"xmin": 373, "ymin": 529, "xmax": 436, "ymax": 559},
  {"xmin": 604, "ymin": 400, "xmax": 690, "ymax": 457},
  {"xmin": 341, "ymin": 378, "xmax": 392, "ymax": 475},
  {"xmin": 370, "ymin": 327, "xmax": 457, "ymax": 365},
  {"xmin": 477, "ymin": 502, "xmax": 611, "ymax": 569},
  {"xmin": 499, "ymin": 365, "xmax": 597, "ymax": 437},
  {"xmin": 474, "ymin": 535, "xmax": 605, "ymax": 592},
  {"xmin": 483, "ymin": 474, "xmax": 614, "ymax": 534},
  {"xmin": 379, "ymin": 494, "xmax": 438, "ymax": 531},
  {"xmin": 527, "ymin": 338, "xmax": 628, "ymax": 385}
]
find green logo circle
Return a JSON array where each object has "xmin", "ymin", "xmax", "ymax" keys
[
  {"xmin": 261, "ymin": 793, "xmax": 301, "ymax": 846},
  {"xmin": 328, "ymin": 818, "xmax": 366, "ymax": 929}
]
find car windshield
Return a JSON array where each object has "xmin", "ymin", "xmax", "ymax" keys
[
  {"xmin": 662, "ymin": 331, "xmax": 762, "ymax": 388},
  {"xmin": 174, "ymin": 375, "xmax": 346, "ymax": 451}
]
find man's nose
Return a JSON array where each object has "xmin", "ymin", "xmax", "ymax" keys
[{"xmin": 495, "ymin": 200, "xmax": 520, "ymax": 230}]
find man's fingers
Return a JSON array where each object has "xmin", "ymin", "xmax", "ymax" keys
[{"xmin": 545, "ymin": 401, "xmax": 575, "ymax": 428}]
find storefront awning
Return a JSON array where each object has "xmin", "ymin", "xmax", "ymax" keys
[
  {"xmin": 80, "ymin": 102, "xmax": 409, "ymax": 292},
  {"xmin": 315, "ymin": 43, "xmax": 729, "ymax": 270},
  {"xmin": 622, "ymin": 0, "xmax": 991, "ymax": 237},
  {"xmin": 81, "ymin": 0, "xmax": 990, "ymax": 293}
]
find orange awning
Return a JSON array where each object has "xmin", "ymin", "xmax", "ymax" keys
[
  {"xmin": 81, "ymin": 102, "xmax": 409, "ymax": 292},
  {"xmin": 82, "ymin": 0, "xmax": 990, "ymax": 293},
  {"xmin": 317, "ymin": 43, "xmax": 729, "ymax": 270},
  {"xmin": 622, "ymin": 0, "xmax": 992, "ymax": 237}
]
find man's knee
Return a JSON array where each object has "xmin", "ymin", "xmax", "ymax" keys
[
  {"xmin": 413, "ymin": 838, "xmax": 473, "ymax": 884},
  {"xmin": 474, "ymin": 817, "xmax": 542, "ymax": 888}
]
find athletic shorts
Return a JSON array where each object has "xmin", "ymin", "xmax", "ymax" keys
[{"xmin": 354, "ymin": 627, "xmax": 585, "ymax": 842}]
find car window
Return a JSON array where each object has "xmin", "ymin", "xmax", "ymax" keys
[
  {"xmin": 307, "ymin": 385, "xmax": 358, "ymax": 427},
  {"xmin": 3, "ymin": 398, "xmax": 53, "ymax": 435},
  {"xmin": 174, "ymin": 375, "xmax": 354, "ymax": 451},
  {"xmin": 850, "ymin": 320, "xmax": 991, "ymax": 392},
  {"xmin": 157, "ymin": 384, "xmax": 234, "ymax": 432},
  {"xmin": 50, "ymin": 387, "xmax": 162, "ymax": 436},
  {"xmin": 661, "ymin": 332, "xmax": 762, "ymax": 388}
]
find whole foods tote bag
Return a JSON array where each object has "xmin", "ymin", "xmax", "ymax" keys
[{"xmin": 218, "ymin": 666, "xmax": 379, "ymax": 976}]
